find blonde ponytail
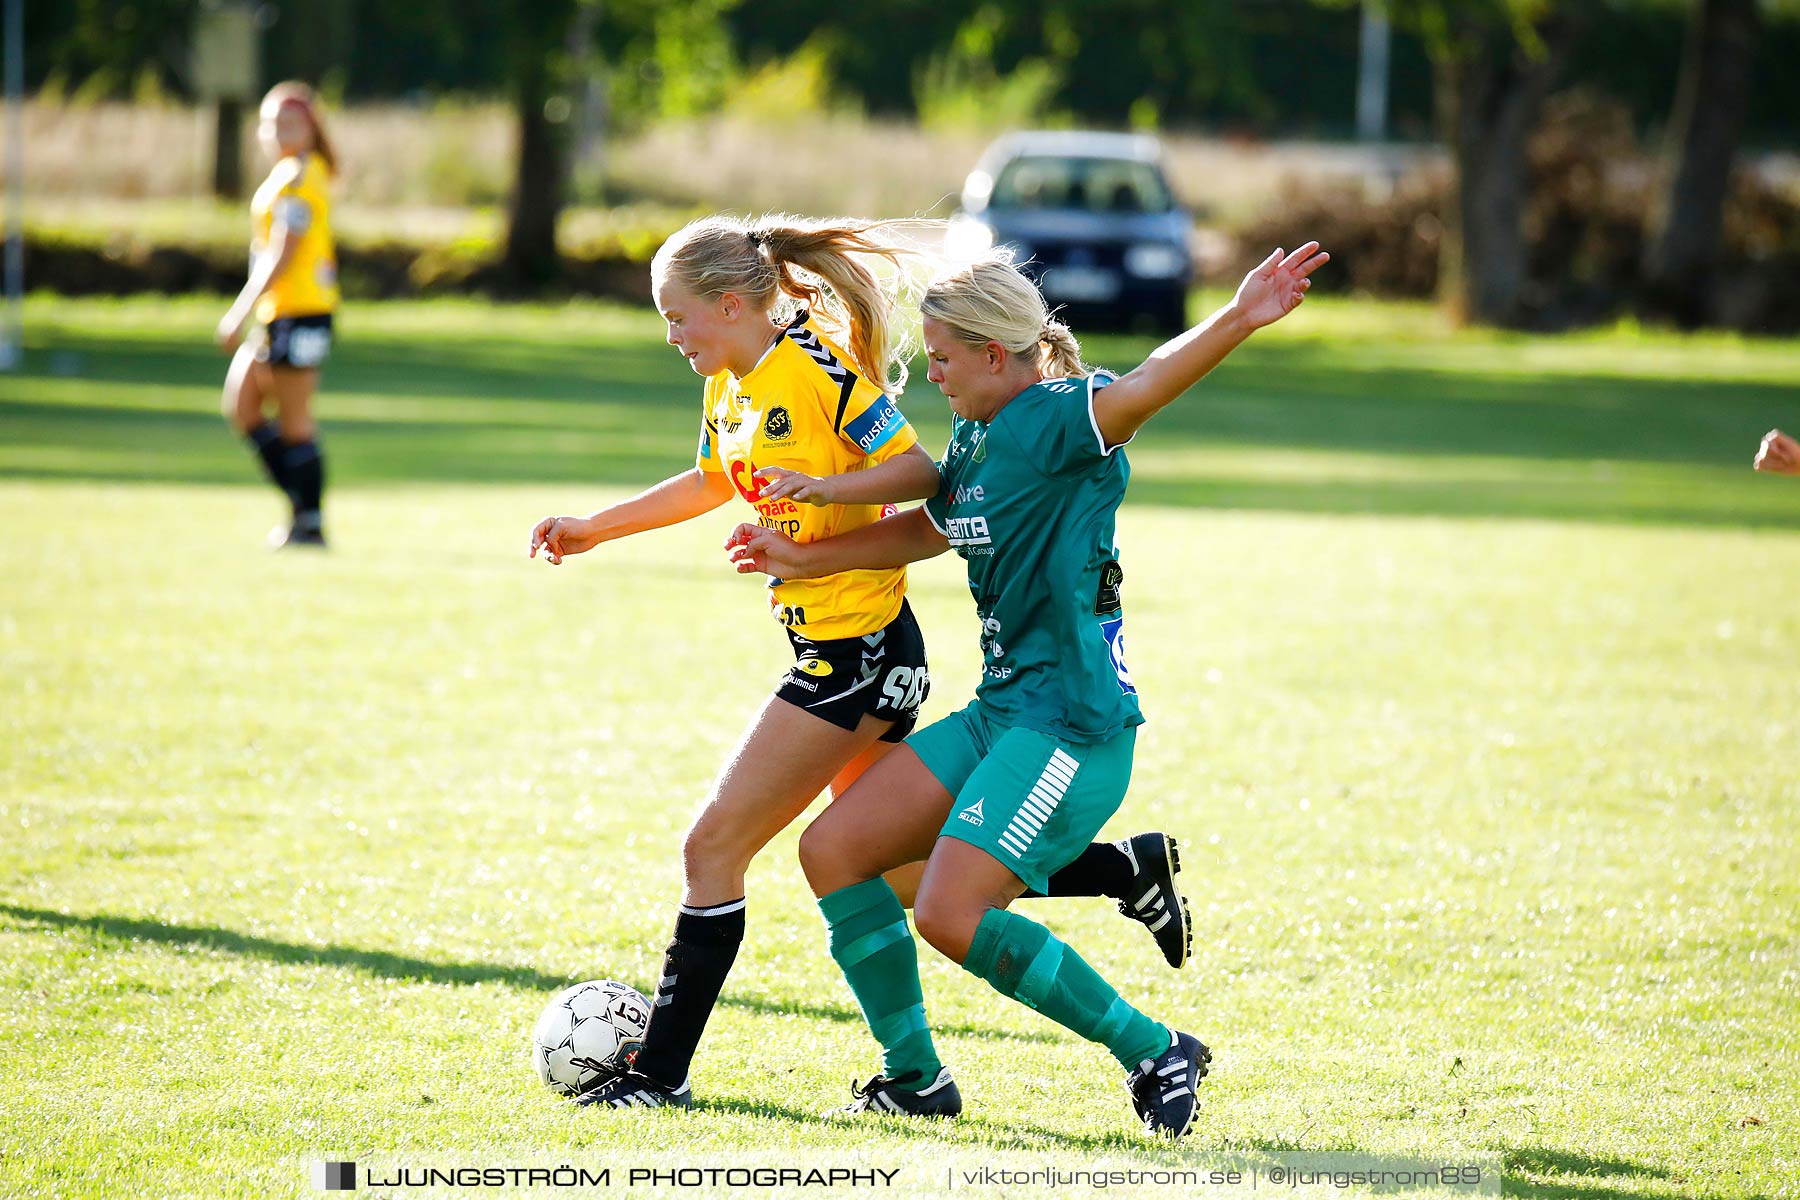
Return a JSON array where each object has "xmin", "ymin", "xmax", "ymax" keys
[
  {"xmin": 1039, "ymin": 318, "xmax": 1085, "ymax": 378},
  {"xmin": 920, "ymin": 257, "xmax": 1088, "ymax": 379},
  {"xmin": 651, "ymin": 213, "xmax": 919, "ymax": 391}
]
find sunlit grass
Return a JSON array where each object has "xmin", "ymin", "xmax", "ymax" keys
[{"xmin": 2, "ymin": 297, "xmax": 1798, "ymax": 1197}]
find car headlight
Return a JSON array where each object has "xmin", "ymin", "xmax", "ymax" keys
[
  {"xmin": 944, "ymin": 218, "xmax": 995, "ymax": 263},
  {"xmin": 1124, "ymin": 242, "xmax": 1187, "ymax": 279}
]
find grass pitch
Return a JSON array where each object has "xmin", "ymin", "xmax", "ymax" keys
[{"xmin": 2, "ymin": 296, "xmax": 1798, "ymax": 1198}]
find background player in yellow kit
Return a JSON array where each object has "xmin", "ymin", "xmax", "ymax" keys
[
  {"xmin": 216, "ymin": 81, "xmax": 340, "ymax": 548},
  {"xmin": 527, "ymin": 215, "xmax": 1190, "ymax": 1111}
]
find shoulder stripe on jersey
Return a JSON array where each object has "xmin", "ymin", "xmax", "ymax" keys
[
  {"xmin": 1087, "ymin": 368, "xmax": 1126, "ymax": 457},
  {"xmin": 784, "ymin": 322, "xmax": 861, "ymax": 432},
  {"xmin": 834, "ymin": 373, "xmax": 858, "ymax": 435}
]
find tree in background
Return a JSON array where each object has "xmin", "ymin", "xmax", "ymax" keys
[
  {"xmin": 1389, "ymin": 0, "xmax": 1589, "ymax": 327},
  {"xmin": 1641, "ymin": 0, "xmax": 1760, "ymax": 327},
  {"xmin": 726, "ymin": 0, "xmax": 1263, "ymax": 131},
  {"xmin": 446, "ymin": 0, "xmax": 740, "ymax": 287},
  {"xmin": 27, "ymin": 0, "xmax": 197, "ymax": 100},
  {"xmin": 498, "ymin": 0, "xmax": 577, "ymax": 288}
]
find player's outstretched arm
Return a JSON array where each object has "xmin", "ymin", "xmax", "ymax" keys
[
  {"xmin": 530, "ymin": 467, "xmax": 734, "ymax": 565},
  {"xmin": 1754, "ymin": 428, "xmax": 1800, "ymax": 475},
  {"xmin": 724, "ymin": 506, "xmax": 949, "ymax": 580},
  {"xmin": 755, "ymin": 444, "xmax": 940, "ymax": 507},
  {"xmin": 1092, "ymin": 242, "xmax": 1329, "ymax": 448}
]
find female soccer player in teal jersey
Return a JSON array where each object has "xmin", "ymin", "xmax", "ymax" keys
[{"xmin": 727, "ymin": 242, "xmax": 1329, "ymax": 1136}]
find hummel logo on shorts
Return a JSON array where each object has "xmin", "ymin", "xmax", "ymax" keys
[{"xmin": 958, "ymin": 798, "xmax": 985, "ymax": 827}]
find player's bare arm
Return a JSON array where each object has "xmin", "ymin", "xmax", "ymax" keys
[
  {"xmin": 754, "ymin": 443, "xmax": 940, "ymax": 507},
  {"xmin": 725, "ymin": 506, "xmax": 949, "ymax": 579},
  {"xmin": 1093, "ymin": 242, "xmax": 1329, "ymax": 448},
  {"xmin": 530, "ymin": 467, "xmax": 734, "ymax": 564},
  {"xmin": 217, "ymin": 220, "xmax": 302, "ymax": 351}
]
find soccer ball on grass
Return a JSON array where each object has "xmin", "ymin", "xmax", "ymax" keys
[{"xmin": 530, "ymin": 979, "xmax": 652, "ymax": 1096}]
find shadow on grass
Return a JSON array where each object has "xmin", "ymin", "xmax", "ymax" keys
[
  {"xmin": 1, "ymin": 902, "xmax": 577, "ymax": 992},
  {"xmin": 6, "ymin": 328, "xmax": 1800, "ymax": 529},
  {"xmin": 20, "ymin": 328, "xmax": 1795, "ymax": 467},
  {"xmin": 697, "ymin": 1094, "xmax": 1162, "ymax": 1154},
  {"xmin": 0, "ymin": 903, "xmax": 1056, "ymax": 1045},
  {"xmin": 724, "ymin": 990, "xmax": 1058, "ymax": 1046},
  {"xmin": 1503, "ymin": 1145, "xmax": 1676, "ymax": 1199}
]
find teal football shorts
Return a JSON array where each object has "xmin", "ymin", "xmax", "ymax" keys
[{"xmin": 906, "ymin": 700, "xmax": 1136, "ymax": 894}]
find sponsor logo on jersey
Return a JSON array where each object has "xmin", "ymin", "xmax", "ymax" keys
[
  {"xmin": 1101, "ymin": 615, "xmax": 1137, "ymax": 695},
  {"xmin": 952, "ymin": 483, "xmax": 985, "ymax": 503},
  {"xmin": 845, "ymin": 396, "xmax": 906, "ymax": 454},
  {"xmin": 1095, "ymin": 559, "xmax": 1124, "ymax": 615},
  {"xmin": 728, "ymin": 459, "xmax": 759, "ymax": 501},
  {"xmin": 958, "ymin": 798, "xmax": 985, "ymax": 827},
  {"xmin": 796, "ymin": 657, "xmax": 833, "ymax": 678},
  {"xmin": 763, "ymin": 405, "xmax": 794, "ymax": 443},
  {"xmin": 944, "ymin": 514, "xmax": 991, "ymax": 547}
]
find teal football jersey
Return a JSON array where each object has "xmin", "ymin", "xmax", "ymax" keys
[{"xmin": 922, "ymin": 371, "xmax": 1143, "ymax": 743}]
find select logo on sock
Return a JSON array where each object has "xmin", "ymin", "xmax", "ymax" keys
[
  {"xmin": 313, "ymin": 1161, "xmax": 357, "ymax": 1190},
  {"xmin": 958, "ymin": 798, "xmax": 985, "ymax": 827}
]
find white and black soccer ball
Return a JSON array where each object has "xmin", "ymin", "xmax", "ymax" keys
[{"xmin": 530, "ymin": 979, "xmax": 652, "ymax": 1096}]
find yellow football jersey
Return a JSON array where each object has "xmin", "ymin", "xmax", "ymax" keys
[
  {"xmin": 697, "ymin": 313, "xmax": 920, "ymax": 639},
  {"xmin": 251, "ymin": 153, "xmax": 339, "ymax": 322}
]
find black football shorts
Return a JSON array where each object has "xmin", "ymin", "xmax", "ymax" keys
[
  {"xmin": 776, "ymin": 599, "xmax": 930, "ymax": 742},
  {"xmin": 257, "ymin": 313, "xmax": 334, "ymax": 369}
]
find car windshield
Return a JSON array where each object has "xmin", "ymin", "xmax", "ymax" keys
[{"xmin": 988, "ymin": 155, "xmax": 1173, "ymax": 214}]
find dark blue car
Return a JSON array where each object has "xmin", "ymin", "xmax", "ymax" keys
[{"xmin": 946, "ymin": 131, "xmax": 1196, "ymax": 333}]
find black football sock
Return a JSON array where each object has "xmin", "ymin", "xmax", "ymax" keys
[
  {"xmin": 245, "ymin": 421, "xmax": 291, "ymax": 496},
  {"xmin": 629, "ymin": 898, "xmax": 746, "ymax": 1089},
  {"xmin": 1019, "ymin": 841, "xmax": 1133, "ymax": 900},
  {"xmin": 282, "ymin": 438, "xmax": 325, "ymax": 528}
]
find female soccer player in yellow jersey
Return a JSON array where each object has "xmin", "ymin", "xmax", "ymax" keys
[
  {"xmin": 216, "ymin": 81, "xmax": 339, "ymax": 548},
  {"xmin": 527, "ymin": 215, "xmax": 1191, "ymax": 1110}
]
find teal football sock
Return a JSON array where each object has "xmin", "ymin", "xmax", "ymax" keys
[
  {"xmin": 964, "ymin": 907, "xmax": 1169, "ymax": 1070},
  {"xmin": 819, "ymin": 878, "xmax": 942, "ymax": 1092}
]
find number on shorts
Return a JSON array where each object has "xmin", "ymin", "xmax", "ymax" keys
[
  {"xmin": 882, "ymin": 665, "xmax": 929, "ymax": 712},
  {"xmin": 287, "ymin": 326, "xmax": 330, "ymax": 368}
]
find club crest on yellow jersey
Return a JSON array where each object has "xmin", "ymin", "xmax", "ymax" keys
[{"xmin": 763, "ymin": 405, "xmax": 794, "ymax": 443}]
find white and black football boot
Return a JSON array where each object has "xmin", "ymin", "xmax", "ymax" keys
[
  {"xmin": 839, "ymin": 1067, "xmax": 962, "ymax": 1118},
  {"xmin": 574, "ymin": 1070, "xmax": 693, "ymax": 1110},
  {"xmin": 1126, "ymin": 1030, "xmax": 1211, "ymax": 1138},
  {"xmin": 1117, "ymin": 832, "xmax": 1192, "ymax": 969}
]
